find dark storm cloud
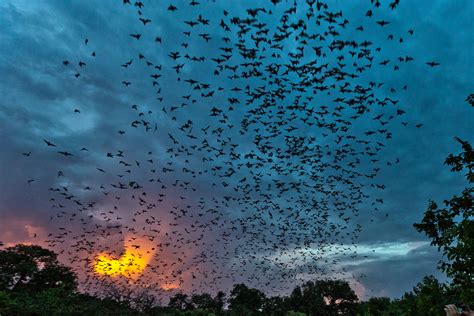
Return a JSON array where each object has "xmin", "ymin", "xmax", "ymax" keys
[{"xmin": 0, "ymin": 0, "xmax": 472, "ymax": 298}]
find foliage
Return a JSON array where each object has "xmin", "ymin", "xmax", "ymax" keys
[
  {"xmin": 0, "ymin": 288, "xmax": 138, "ymax": 315},
  {"xmin": 228, "ymin": 283, "xmax": 265, "ymax": 315},
  {"xmin": 168, "ymin": 292, "xmax": 193, "ymax": 311},
  {"xmin": 261, "ymin": 295, "xmax": 286, "ymax": 316},
  {"xmin": 358, "ymin": 296, "xmax": 392, "ymax": 316},
  {"xmin": 357, "ymin": 276, "xmax": 453, "ymax": 316},
  {"xmin": 0, "ymin": 244, "xmax": 77, "ymax": 292},
  {"xmin": 414, "ymin": 138, "xmax": 474, "ymax": 302},
  {"xmin": 296, "ymin": 279, "xmax": 358, "ymax": 316},
  {"xmin": 0, "ymin": 242, "xmax": 471, "ymax": 315}
]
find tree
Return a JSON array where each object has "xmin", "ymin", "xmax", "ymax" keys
[
  {"xmin": 168, "ymin": 292, "xmax": 193, "ymax": 311},
  {"xmin": 228, "ymin": 283, "xmax": 265, "ymax": 315},
  {"xmin": 191, "ymin": 293, "xmax": 214, "ymax": 310},
  {"xmin": 414, "ymin": 138, "xmax": 473, "ymax": 302},
  {"xmin": 262, "ymin": 295, "xmax": 287, "ymax": 316},
  {"xmin": 286, "ymin": 285, "xmax": 304, "ymax": 313},
  {"xmin": 213, "ymin": 290, "xmax": 226, "ymax": 315},
  {"xmin": 359, "ymin": 296, "xmax": 392, "ymax": 316},
  {"xmin": 411, "ymin": 276, "xmax": 448, "ymax": 316},
  {"xmin": 0, "ymin": 244, "xmax": 142, "ymax": 315},
  {"xmin": 287, "ymin": 280, "xmax": 358, "ymax": 316},
  {"xmin": 388, "ymin": 275, "xmax": 449, "ymax": 316},
  {"xmin": 130, "ymin": 288, "xmax": 158, "ymax": 313},
  {"xmin": 0, "ymin": 244, "xmax": 77, "ymax": 292},
  {"xmin": 299, "ymin": 281, "xmax": 326, "ymax": 315},
  {"xmin": 316, "ymin": 279, "xmax": 359, "ymax": 315}
]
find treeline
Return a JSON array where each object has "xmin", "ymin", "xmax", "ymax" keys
[
  {"xmin": 1, "ymin": 138, "xmax": 473, "ymax": 315},
  {"xmin": 0, "ymin": 244, "xmax": 470, "ymax": 316}
]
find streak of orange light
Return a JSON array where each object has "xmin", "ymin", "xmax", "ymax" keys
[{"xmin": 160, "ymin": 283, "xmax": 179, "ymax": 291}]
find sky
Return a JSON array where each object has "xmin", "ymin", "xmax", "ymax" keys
[{"xmin": 0, "ymin": 0, "xmax": 473, "ymax": 300}]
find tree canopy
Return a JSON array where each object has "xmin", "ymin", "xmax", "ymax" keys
[
  {"xmin": 0, "ymin": 244, "xmax": 471, "ymax": 315},
  {"xmin": 0, "ymin": 244, "xmax": 76, "ymax": 292},
  {"xmin": 414, "ymin": 137, "xmax": 474, "ymax": 302}
]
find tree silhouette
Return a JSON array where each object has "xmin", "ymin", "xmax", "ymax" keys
[
  {"xmin": 0, "ymin": 244, "xmax": 76, "ymax": 292},
  {"xmin": 228, "ymin": 283, "xmax": 265, "ymax": 315},
  {"xmin": 168, "ymin": 292, "xmax": 193, "ymax": 311},
  {"xmin": 414, "ymin": 137, "xmax": 473, "ymax": 302},
  {"xmin": 0, "ymin": 244, "xmax": 466, "ymax": 314},
  {"xmin": 297, "ymin": 280, "xmax": 358, "ymax": 316}
]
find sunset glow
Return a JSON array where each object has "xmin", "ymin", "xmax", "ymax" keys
[
  {"xmin": 160, "ymin": 283, "xmax": 180, "ymax": 291},
  {"xmin": 93, "ymin": 236, "xmax": 155, "ymax": 279}
]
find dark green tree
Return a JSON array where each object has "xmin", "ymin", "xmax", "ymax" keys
[
  {"xmin": 316, "ymin": 279, "xmax": 359, "ymax": 315},
  {"xmin": 168, "ymin": 292, "xmax": 194, "ymax": 311},
  {"xmin": 414, "ymin": 138, "xmax": 474, "ymax": 302},
  {"xmin": 228, "ymin": 283, "xmax": 265, "ymax": 315},
  {"xmin": 262, "ymin": 295, "xmax": 287, "ymax": 316},
  {"xmin": 286, "ymin": 285, "xmax": 304, "ymax": 313},
  {"xmin": 412, "ymin": 276, "xmax": 448, "ymax": 315},
  {"xmin": 388, "ymin": 275, "xmax": 449, "ymax": 316},
  {"xmin": 0, "ymin": 244, "xmax": 76, "ymax": 292},
  {"xmin": 213, "ymin": 290, "xmax": 226, "ymax": 315},
  {"xmin": 358, "ymin": 296, "xmax": 392, "ymax": 316},
  {"xmin": 287, "ymin": 279, "xmax": 358, "ymax": 316},
  {"xmin": 191, "ymin": 293, "xmax": 215, "ymax": 311},
  {"xmin": 183, "ymin": 291, "xmax": 226, "ymax": 315},
  {"xmin": 0, "ymin": 244, "xmax": 140, "ymax": 315},
  {"xmin": 299, "ymin": 281, "xmax": 326, "ymax": 315}
]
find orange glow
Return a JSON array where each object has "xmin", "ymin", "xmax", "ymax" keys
[
  {"xmin": 160, "ymin": 283, "xmax": 179, "ymax": 291},
  {"xmin": 93, "ymin": 236, "xmax": 155, "ymax": 279}
]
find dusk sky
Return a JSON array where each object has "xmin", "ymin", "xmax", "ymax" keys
[{"xmin": 0, "ymin": 0, "xmax": 472, "ymax": 300}]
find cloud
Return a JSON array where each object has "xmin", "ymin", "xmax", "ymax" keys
[{"xmin": 343, "ymin": 242, "xmax": 447, "ymax": 299}]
